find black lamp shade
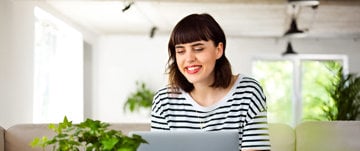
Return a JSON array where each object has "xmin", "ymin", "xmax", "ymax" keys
[
  {"xmin": 282, "ymin": 42, "xmax": 297, "ymax": 56},
  {"xmin": 284, "ymin": 18, "xmax": 305, "ymax": 37}
]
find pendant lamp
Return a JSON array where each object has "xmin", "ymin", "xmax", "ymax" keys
[
  {"xmin": 284, "ymin": 17, "xmax": 305, "ymax": 37},
  {"xmin": 282, "ymin": 42, "xmax": 297, "ymax": 56}
]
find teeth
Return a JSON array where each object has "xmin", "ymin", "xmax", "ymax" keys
[{"xmin": 187, "ymin": 66, "xmax": 199, "ymax": 71}]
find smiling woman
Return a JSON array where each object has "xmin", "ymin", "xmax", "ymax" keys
[{"xmin": 151, "ymin": 13, "xmax": 271, "ymax": 151}]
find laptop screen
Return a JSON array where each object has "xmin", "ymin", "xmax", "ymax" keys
[{"xmin": 129, "ymin": 131, "xmax": 239, "ymax": 151}]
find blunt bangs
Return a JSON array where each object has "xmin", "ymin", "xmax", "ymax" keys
[
  {"xmin": 170, "ymin": 22, "xmax": 212, "ymax": 48},
  {"xmin": 169, "ymin": 13, "xmax": 225, "ymax": 51}
]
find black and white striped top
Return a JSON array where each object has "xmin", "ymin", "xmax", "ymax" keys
[{"xmin": 151, "ymin": 75, "xmax": 271, "ymax": 150}]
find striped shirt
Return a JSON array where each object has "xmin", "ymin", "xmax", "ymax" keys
[{"xmin": 151, "ymin": 75, "xmax": 271, "ymax": 150}]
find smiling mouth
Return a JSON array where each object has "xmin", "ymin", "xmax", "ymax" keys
[{"xmin": 185, "ymin": 65, "xmax": 201, "ymax": 74}]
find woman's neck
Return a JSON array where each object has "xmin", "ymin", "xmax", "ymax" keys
[{"xmin": 190, "ymin": 75, "xmax": 237, "ymax": 107}]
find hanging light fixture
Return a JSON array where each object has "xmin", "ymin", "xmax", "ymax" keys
[
  {"xmin": 284, "ymin": 17, "xmax": 306, "ymax": 37},
  {"xmin": 150, "ymin": 26, "xmax": 157, "ymax": 38},
  {"xmin": 282, "ymin": 41, "xmax": 297, "ymax": 56},
  {"xmin": 284, "ymin": 0, "xmax": 319, "ymax": 37},
  {"xmin": 122, "ymin": 1, "xmax": 134, "ymax": 12},
  {"xmin": 284, "ymin": 4, "xmax": 306, "ymax": 38}
]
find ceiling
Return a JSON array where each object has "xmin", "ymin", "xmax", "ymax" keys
[{"xmin": 36, "ymin": 0, "xmax": 360, "ymax": 39}]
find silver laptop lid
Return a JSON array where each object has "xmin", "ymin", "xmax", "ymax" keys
[{"xmin": 129, "ymin": 131, "xmax": 239, "ymax": 151}]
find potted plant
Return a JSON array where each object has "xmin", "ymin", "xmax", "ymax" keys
[
  {"xmin": 30, "ymin": 116, "xmax": 147, "ymax": 151},
  {"xmin": 319, "ymin": 67, "xmax": 360, "ymax": 120},
  {"xmin": 123, "ymin": 81, "xmax": 154, "ymax": 112}
]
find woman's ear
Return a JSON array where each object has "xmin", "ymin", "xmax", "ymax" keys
[{"xmin": 216, "ymin": 42, "xmax": 224, "ymax": 59}]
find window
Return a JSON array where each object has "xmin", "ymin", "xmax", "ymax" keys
[
  {"xmin": 33, "ymin": 7, "xmax": 83, "ymax": 123},
  {"xmin": 252, "ymin": 54, "xmax": 348, "ymax": 127}
]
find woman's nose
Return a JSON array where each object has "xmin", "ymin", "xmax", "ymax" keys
[{"xmin": 185, "ymin": 51, "xmax": 196, "ymax": 63}]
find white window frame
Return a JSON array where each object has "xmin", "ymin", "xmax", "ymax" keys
[{"xmin": 252, "ymin": 54, "xmax": 348, "ymax": 126}]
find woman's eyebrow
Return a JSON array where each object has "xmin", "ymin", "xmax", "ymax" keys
[
  {"xmin": 191, "ymin": 43, "xmax": 204, "ymax": 47},
  {"xmin": 175, "ymin": 45, "xmax": 184, "ymax": 49},
  {"xmin": 175, "ymin": 42, "xmax": 204, "ymax": 49}
]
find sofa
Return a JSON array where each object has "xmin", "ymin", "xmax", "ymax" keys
[{"xmin": 1, "ymin": 121, "xmax": 360, "ymax": 151}]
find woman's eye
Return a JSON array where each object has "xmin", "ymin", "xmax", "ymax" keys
[
  {"xmin": 176, "ymin": 49, "xmax": 185, "ymax": 54},
  {"xmin": 194, "ymin": 48, "xmax": 203, "ymax": 51}
]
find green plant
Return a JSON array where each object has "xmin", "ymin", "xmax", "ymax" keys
[
  {"xmin": 319, "ymin": 67, "xmax": 360, "ymax": 120},
  {"xmin": 123, "ymin": 81, "xmax": 154, "ymax": 112},
  {"xmin": 30, "ymin": 116, "xmax": 147, "ymax": 151}
]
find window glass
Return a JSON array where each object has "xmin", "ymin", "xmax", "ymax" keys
[
  {"xmin": 302, "ymin": 60, "xmax": 342, "ymax": 121},
  {"xmin": 253, "ymin": 60, "xmax": 293, "ymax": 126}
]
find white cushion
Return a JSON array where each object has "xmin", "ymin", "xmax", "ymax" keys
[
  {"xmin": 296, "ymin": 121, "xmax": 360, "ymax": 151},
  {"xmin": 269, "ymin": 123, "xmax": 295, "ymax": 151}
]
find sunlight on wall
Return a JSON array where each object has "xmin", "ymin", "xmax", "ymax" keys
[{"xmin": 33, "ymin": 7, "xmax": 83, "ymax": 123}]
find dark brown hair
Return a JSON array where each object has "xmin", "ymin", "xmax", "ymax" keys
[{"xmin": 167, "ymin": 13, "xmax": 233, "ymax": 92}]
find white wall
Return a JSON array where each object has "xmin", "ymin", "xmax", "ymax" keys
[
  {"xmin": 90, "ymin": 35, "xmax": 168, "ymax": 123},
  {"xmin": 0, "ymin": 0, "xmax": 35, "ymax": 129},
  {"xmin": 1, "ymin": 0, "xmax": 360, "ymax": 128}
]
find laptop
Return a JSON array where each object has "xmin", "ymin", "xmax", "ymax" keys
[{"xmin": 129, "ymin": 131, "xmax": 239, "ymax": 151}]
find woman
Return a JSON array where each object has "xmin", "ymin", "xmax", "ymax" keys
[{"xmin": 151, "ymin": 13, "xmax": 271, "ymax": 151}]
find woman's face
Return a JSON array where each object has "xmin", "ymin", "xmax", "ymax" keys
[{"xmin": 175, "ymin": 40, "xmax": 223, "ymax": 86}]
